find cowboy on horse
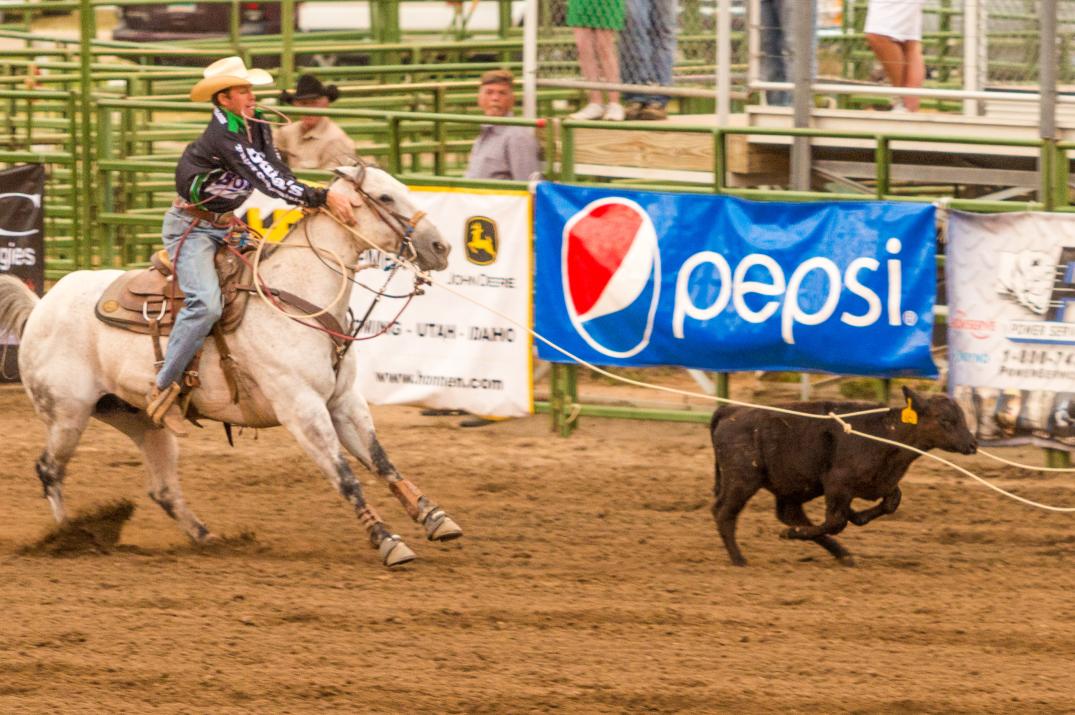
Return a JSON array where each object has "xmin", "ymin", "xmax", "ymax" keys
[
  {"xmin": 0, "ymin": 51, "xmax": 458, "ymax": 565},
  {"xmin": 148, "ymin": 56, "xmax": 357, "ymax": 434}
]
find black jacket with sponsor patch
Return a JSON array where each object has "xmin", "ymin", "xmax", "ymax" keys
[{"xmin": 175, "ymin": 107, "xmax": 328, "ymax": 214}]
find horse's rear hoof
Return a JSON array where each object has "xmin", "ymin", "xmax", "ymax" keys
[
  {"xmin": 837, "ymin": 555, "xmax": 856, "ymax": 567},
  {"xmin": 423, "ymin": 509, "xmax": 463, "ymax": 542},
  {"xmin": 378, "ymin": 535, "xmax": 416, "ymax": 567}
]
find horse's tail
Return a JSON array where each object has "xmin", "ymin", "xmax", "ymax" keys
[{"xmin": 0, "ymin": 275, "xmax": 39, "ymax": 340}]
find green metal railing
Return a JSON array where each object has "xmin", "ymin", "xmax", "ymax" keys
[
  {"xmin": 4, "ymin": 81, "xmax": 1070, "ymax": 273},
  {"xmin": 0, "ymin": 0, "xmax": 1072, "ymax": 457},
  {"xmin": 559, "ymin": 118, "xmax": 1060, "ymax": 208}
]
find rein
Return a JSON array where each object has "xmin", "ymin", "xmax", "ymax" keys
[
  {"xmin": 226, "ymin": 166, "xmax": 429, "ymax": 363},
  {"xmin": 337, "ymin": 163, "xmax": 425, "ymax": 262},
  {"xmin": 297, "ymin": 217, "xmax": 421, "ymax": 358}
]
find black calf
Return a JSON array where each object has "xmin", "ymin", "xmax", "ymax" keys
[{"xmin": 710, "ymin": 386, "xmax": 976, "ymax": 566}]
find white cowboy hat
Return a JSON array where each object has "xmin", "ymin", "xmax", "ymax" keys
[{"xmin": 190, "ymin": 56, "xmax": 274, "ymax": 103}]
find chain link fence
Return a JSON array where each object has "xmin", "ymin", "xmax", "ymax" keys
[
  {"xmin": 535, "ymin": 0, "xmax": 1071, "ymax": 117},
  {"xmin": 536, "ymin": 0, "xmax": 749, "ymax": 118},
  {"xmin": 811, "ymin": 1, "xmax": 1068, "ymax": 108}
]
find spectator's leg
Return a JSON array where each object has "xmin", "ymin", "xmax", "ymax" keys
[
  {"xmin": 652, "ymin": 0, "xmax": 677, "ymax": 107},
  {"xmin": 902, "ymin": 40, "xmax": 925, "ymax": 111},
  {"xmin": 574, "ymin": 27, "xmax": 603, "ymax": 106},
  {"xmin": 866, "ymin": 33, "xmax": 908, "ymax": 107},
  {"xmin": 758, "ymin": 0, "xmax": 789, "ymax": 106},
  {"xmin": 619, "ymin": 0, "xmax": 649, "ymax": 105},
  {"xmin": 593, "ymin": 28, "xmax": 621, "ymax": 105}
]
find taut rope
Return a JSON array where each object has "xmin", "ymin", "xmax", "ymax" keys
[{"xmin": 319, "ymin": 208, "xmax": 1075, "ymax": 513}]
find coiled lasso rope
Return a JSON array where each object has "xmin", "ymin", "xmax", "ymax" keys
[
  {"xmin": 249, "ymin": 213, "xmax": 351, "ymax": 321},
  {"xmin": 319, "ymin": 210, "xmax": 1075, "ymax": 512}
]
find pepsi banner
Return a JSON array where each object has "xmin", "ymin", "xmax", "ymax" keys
[{"xmin": 535, "ymin": 184, "xmax": 937, "ymax": 376}]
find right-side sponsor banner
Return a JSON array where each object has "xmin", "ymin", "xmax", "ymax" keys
[
  {"xmin": 947, "ymin": 211, "xmax": 1075, "ymax": 450},
  {"xmin": 534, "ymin": 183, "xmax": 938, "ymax": 376}
]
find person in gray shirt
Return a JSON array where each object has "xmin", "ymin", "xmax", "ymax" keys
[
  {"xmin": 429, "ymin": 70, "xmax": 540, "ymax": 428},
  {"xmin": 464, "ymin": 70, "xmax": 542, "ymax": 181}
]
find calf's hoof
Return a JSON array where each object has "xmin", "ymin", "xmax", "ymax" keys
[
  {"xmin": 378, "ymin": 535, "xmax": 417, "ymax": 567},
  {"xmin": 836, "ymin": 555, "xmax": 856, "ymax": 567},
  {"xmin": 423, "ymin": 508, "xmax": 463, "ymax": 542},
  {"xmin": 780, "ymin": 527, "xmax": 806, "ymax": 540},
  {"xmin": 728, "ymin": 556, "xmax": 748, "ymax": 567}
]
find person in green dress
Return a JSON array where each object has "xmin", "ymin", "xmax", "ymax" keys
[{"xmin": 567, "ymin": 0, "xmax": 625, "ymax": 121}]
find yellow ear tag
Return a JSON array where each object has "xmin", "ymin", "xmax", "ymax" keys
[{"xmin": 901, "ymin": 399, "xmax": 918, "ymax": 425}]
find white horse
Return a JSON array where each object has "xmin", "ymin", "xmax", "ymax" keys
[{"xmin": 0, "ymin": 165, "xmax": 462, "ymax": 567}]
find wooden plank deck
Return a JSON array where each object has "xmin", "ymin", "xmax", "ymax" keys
[{"xmin": 568, "ymin": 104, "xmax": 1073, "ymax": 190}]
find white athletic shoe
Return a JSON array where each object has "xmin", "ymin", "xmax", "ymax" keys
[
  {"xmin": 569, "ymin": 102, "xmax": 605, "ymax": 120},
  {"xmin": 602, "ymin": 102, "xmax": 626, "ymax": 121}
]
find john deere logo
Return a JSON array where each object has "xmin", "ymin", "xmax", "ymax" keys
[{"xmin": 464, "ymin": 216, "xmax": 498, "ymax": 266}]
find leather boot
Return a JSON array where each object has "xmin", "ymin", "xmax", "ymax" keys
[{"xmin": 146, "ymin": 382, "xmax": 188, "ymax": 436}]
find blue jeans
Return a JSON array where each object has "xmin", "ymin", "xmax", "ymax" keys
[
  {"xmin": 759, "ymin": 0, "xmax": 792, "ymax": 106},
  {"xmin": 154, "ymin": 207, "xmax": 229, "ymax": 389},
  {"xmin": 619, "ymin": 0, "xmax": 677, "ymax": 106},
  {"xmin": 759, "ymin": 0, "xmax": 817, "ymax": 107}
]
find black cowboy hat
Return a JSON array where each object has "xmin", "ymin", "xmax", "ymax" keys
[{"xmin": 279, "ymin": 74, "xmax": 340, "ymax": 104}]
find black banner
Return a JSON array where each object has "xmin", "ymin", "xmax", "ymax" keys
[{"xmin": 1, "ymin": 164, "xmax": 46, "ymax": 382}]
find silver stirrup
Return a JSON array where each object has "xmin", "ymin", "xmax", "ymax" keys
[{"xmin": 142, "ymin": 300, "xmax": 168, "ymax": 322}]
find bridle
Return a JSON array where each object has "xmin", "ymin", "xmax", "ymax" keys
[
  {"xmin": 332, "ymin": 162, "xmax": 426, "ymax": 264},
  {"xmin": 299, "ymin": 162, "xmax": 433, "ymax": 357}
]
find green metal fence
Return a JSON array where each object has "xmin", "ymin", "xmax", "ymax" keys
[{"xmin": 0, "ymin": 0, "xmax": 1072, "ymax": 460}]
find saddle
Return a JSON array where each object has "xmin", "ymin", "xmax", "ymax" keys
[
  {"xmin": 95, "ymin": 244, "xmax": 350, "ymax": 375},
  {"xmin": 95, "ymin": 245, "xmax": 253, "ymax": 336}
]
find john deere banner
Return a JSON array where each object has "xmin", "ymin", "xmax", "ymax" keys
[
  {"xmin": 352, "ymin": 188, "xmax": 533, "ymax": 417},
  {"xmin": 947, "ymin": 211, "xmax": 1075, "ymax": 451},
  {"xmin": 0, "ymin": 164, "xmax": 45, "ymax": 382},
  {"xmin": 534, "ymin": 183, "xmax": 938, "ymax": 376}
]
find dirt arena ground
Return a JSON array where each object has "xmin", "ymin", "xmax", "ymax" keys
[{"xmin": 2, "ymin": 378, "xmax": 1075, "ymax": 714}]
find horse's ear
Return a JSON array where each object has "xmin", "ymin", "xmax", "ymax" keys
[{"xmin": 333, "ymin": 166, "xmax": 359, "ymax": 182}]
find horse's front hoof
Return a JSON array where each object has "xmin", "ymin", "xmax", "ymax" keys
[
  {"xmin": 191, "ymin": 527, "xmax": 220, "ymax": 545},
  {"xmin": 378, "ymin": 535, "xmax": 416, "ymax": 567},
  {"xmin": 423, "ymin": 508, "xmax": 463, "ymax": 542}
]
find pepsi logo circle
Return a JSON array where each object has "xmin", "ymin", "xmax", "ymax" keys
[{"xmin": 562, "ymin": 198, "xmax": 661, "ymax": 358}]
